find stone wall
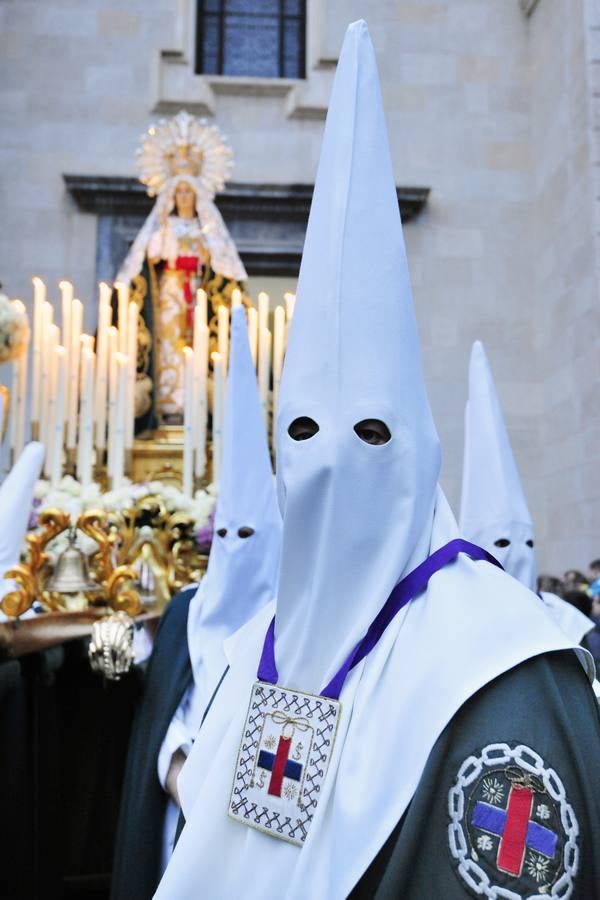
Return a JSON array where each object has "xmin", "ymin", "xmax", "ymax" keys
[
  {"xmin": 528, "ymin": 0, "xmax": 600, "ymax": 570},
  {"xmin": 0, "ymin": 0, "xmax": 596, "ymax": 570}
]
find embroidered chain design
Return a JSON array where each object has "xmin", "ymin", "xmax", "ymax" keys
[{"xmin": 447, "ymin": 742, "xmax": 579, "ymax": 900}]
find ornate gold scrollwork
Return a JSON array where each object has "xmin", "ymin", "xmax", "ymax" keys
[
  {"xmin": 0, "ymin": 508, "xmax": 71, "ymax": 617},
  {"xmin": 77, "ymin": 509, "xmax": 113, "ymax": 585},
  {"xmin": 1, "ymin": 564, "xmax": 36, "ymax": 618},
  {"xmin": 1, "ymin": 493, "xmax": 210, "ymax": 621},
  {"xmin": 106, "ymin": 567, "xmax": 141, "ymax": 617}
]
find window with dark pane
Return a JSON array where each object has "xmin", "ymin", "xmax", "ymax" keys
[{"xmin": 196, "ymin": 0, "xmax": 306, "ymax": 78}]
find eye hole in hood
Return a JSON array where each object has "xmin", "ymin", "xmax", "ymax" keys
[
  {"xmin": 494, "ymin": 538, "xmax": 511, "ymax": 548},
  {"xmin": 216, "ymin": 527, "xmax": 227, "ymax": 538},
  {"xmin": 238, "ymin": 526, "xmax": 255, "ymax": 539},
  {"xmin": 354, "ymin": 419, "xmax": 391, "ymax": 445},
  {"xmin": 288, "ymin": 417, "xmax": 319, "ymax": 441}
]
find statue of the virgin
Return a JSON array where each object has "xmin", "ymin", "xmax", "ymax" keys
[{"xmin": 116, "ymin": 112, "xmax": 247, "ymax": 429}]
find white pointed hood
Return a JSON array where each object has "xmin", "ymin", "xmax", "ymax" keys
[
  {"xmin": 460, "ymin": 340, "xmax": 537, "ymax": 590},
  {"xmin": 274, "ymin": 17, "xmax": 441, "ymax": 693},
  {"xmin": 0, "ymin": 442, "xmax": 45, "ymax": 604},
  {"xmin": 187, "ymin": 306, "xmax": 281, "ymax": 709},
  {"xmin": 157, "ymin": 23, "xmax": 581, "ymax": 900}
]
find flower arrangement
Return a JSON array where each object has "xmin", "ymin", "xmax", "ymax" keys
[
  {"xmin": 31, "ymin": 476, "xmax": 218, "ymax": 562},
  {"xmin": 0, "ymin": 290, "xmax": 29, "ymax": 364}
]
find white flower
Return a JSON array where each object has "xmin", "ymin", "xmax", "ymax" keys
[
  {"xmin": 481, "ymin": 777, "xmax": 505, "ymax": 806},
  {"xmin": 0, "ymin": 294, "xmax": 29, "ymax": 363},
  {"xmin": 526, "ymin": 851, "xmax": 549, "ymax": 883},
  {"xmin": 536, "ymin": 803, "xmax": 551, "ymax": 821},
  {"xmin": 58, "ymin": 475, "xmax": 82, "ymax": 497},
  {"xmin": 476, "ymin": 835, "xmax": 493, "ymax": 852},
  {"xmin": 33, "ymin": 479, "xmax": 50, "ymax": 500},
  {"xmin": 31, "ymin": 477, "xmax": 217, "ymax": 532}
]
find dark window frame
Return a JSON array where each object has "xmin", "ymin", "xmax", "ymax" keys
[{"xmin": 195, "ymin": 0, "xmax": 306, "ymax": 79}]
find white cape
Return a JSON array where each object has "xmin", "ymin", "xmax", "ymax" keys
[{"xmin": 156, "ymin": 491, "xmax": 583, "ymax": 900}]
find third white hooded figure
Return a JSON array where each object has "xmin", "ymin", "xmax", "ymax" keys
[
  {"xmin": 460, "ymin": 339, "xmax": 593, "ymax": 643},
  {"xmin": 111, "ymin": 307, "xmax": 281, "ymax": 900},
  {"xmin": 157, "ymin": 21, "xmax": 600, "ymax": 900}
]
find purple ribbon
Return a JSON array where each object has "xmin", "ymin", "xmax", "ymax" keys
[{"xmin": 257, "ymin": 538, "xmax": 502, "ymax": 700}]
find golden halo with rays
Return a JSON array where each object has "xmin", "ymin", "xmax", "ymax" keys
[{"xmin": 135, "ymin": 110, "xmax": 234, "ymax": 199}]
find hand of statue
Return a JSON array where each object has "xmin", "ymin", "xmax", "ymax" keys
[{"xmin": 165, "ymin": 747, "xmax": 187, "ymax": 806}]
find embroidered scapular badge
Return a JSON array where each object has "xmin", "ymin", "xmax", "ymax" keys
[
  {"xmin": 229, "ymin": 682, "xmax": 341, "ymax": 845},
  {"xmin": 448, "ymin": 743, "xmax": 579, "ymax": 899}
]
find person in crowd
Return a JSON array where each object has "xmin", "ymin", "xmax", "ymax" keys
[
  {"xmin": 563, "ymin": 590, "xmax": 593, "ymax": 618},
  {"xmin": 155, "ymin": 22, "xmax": 600, "ymax": 899},
  {"xmin": 110, "ymin": 308, "xmax": 281, "ymax": 900},
  {"xmin": 537, "ymin": 574, "xmax": 565, "ymax": 597},
  {"xmin": 564, "ymin": 569, "xmax": 589, "ymax": 592}
]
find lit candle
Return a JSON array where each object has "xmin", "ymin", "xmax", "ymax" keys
[
  {"xmin": 217, "ymin": 304, "xmax": 229, "ymax": 371},
  {"xmin": 247, "ymin": 306, "xmax": 258, "ymax": 369},
  {"xmin": 9, "ymin": 301, "xmax": 28, "ymax": 460},
  {"xmin": 272, "ymin": 305, "xmax": 285, "ymax": 426},
  {"xmin": 284, "ymin": 292, "xmax": 296, "ymax": 322},
  {"xmin": 66, "ymin": 299, "xmax": 82, "ymax": 450},
  {"xmin": 43, "ymin": 322, "xmax": 59, "ymax": 474},
  {"xmin": 231, "ymin": 287, "xmax": 242, "ymax": 309},
  {"xmin": 126, "ymin": 301, "xmax": 138, "ymax": 453},
  {"xmin": 39, "ymin": 302, "xmax": 54, "ymax": 450},
  {"xmin": 258, "ymin": 326, "xmax": 272, "ymax": 426},
  {"xmin": 211, "ymin": 351, "xmax": 224, "ymax": 484},
  {"xmin": 196, "ymin": 288, "xmax": 207, "ymax": 326},
  {"xmin": 193, "ymin": 306, "xmax": 209, "ymax": 480},
  {"xmin": 50, "ymin": 346, "xmax": 67, "ymax": 486},
  {"xmin": 77, "ymin": 347, "xmax": 95, "ymax": 486},
  {"xmin": 98, "ymin": 281, "xmax": 112, "ymax": 308},
  {"xmin": 111, "ymin": 353, "xmax": 128, "ymax": 488},
  {"xmin": 106, "ymin": 326, "xmax": 119, "ymax": 478},
  {"xmin": 115, "ymin": 282, "xmax": 129, "ymax": 354},
  {"xmin": 59, "ymin": 280, "xmax": 73, "ymax": 417},
  {"xmin": 182, "ymin": 346, "xmax": 194, "ymax": 497},
  {"xmin": 258, "ymin": 291, "xmax": 269, "ymax": 333},
  {"xmin": 31, "ymin": 277, "xmax": 46, "ymax": 431},
  {"xmin": 94, "ymin": 297, "xmax": 111, "ymax": 451}
]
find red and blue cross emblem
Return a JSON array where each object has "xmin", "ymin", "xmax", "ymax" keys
[
  {"xmin": 258, "ymin": 739, "xmax": 303, "ymax": 797},
  {"xmin": 471, "ymin": 780, "xmax": 557, "ymax": 876}
]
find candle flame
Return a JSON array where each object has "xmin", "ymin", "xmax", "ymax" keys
[{"xmin": 211, "ymin": 351, "xmax": 221, "ymax": 363}]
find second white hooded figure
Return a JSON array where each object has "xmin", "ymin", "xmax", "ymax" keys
[
  {"xmin": 156, "ymin": 21, "xmax": 600, "ymax": 900},
  {"xmin": 110, "ymin": 307, "xmax": 281, "ymax": 900},
  {"xmin": 460, "ymin": 339, "xmax": 593, "ymax": 643}
]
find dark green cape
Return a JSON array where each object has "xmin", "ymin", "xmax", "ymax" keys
[
  {"xmin": 110, "ymin": 587, "xmax": 196, "ymax": 900},
  {"xmin": 350, "ymin": 650, "xmax": 600, "ymax": 898}
]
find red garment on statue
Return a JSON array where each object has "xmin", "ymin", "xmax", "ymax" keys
[{"xmin": 166, "ymin": 256, "xmax": 199, "ymax": 328}]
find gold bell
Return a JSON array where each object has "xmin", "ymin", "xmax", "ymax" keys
[{"xmin": 47, "ymin": 528, "xmax": 100, "ymax": 595}]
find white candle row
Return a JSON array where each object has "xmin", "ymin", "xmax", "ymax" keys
[
  {"xmin": 6, "ymin": 279, "xmax": 297, "ymax": 493},
  {"xmin": 184, "ymin": 288, "xmax": 296, "ymax": 488}
]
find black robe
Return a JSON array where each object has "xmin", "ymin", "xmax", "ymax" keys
[
  {"xmin": 111, "ymin": 587, "xmax": 196, "ymax": 900},
  {"xmin": 351, "ymin": 650, "xmax": 600, "ymax": 898}
]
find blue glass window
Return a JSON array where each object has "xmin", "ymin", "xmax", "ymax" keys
[{"xmin": 196, "ymin": 0, "xmax": 306, "ymax": 78}]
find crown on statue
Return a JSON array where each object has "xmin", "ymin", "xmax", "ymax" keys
[
  {"xmin": 136, "ymin": 110, "xmax": 234, "ymax": 199},
  {"xmin": 165, "ymin": 144, "xmax": 204, "ymax": 178}
]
